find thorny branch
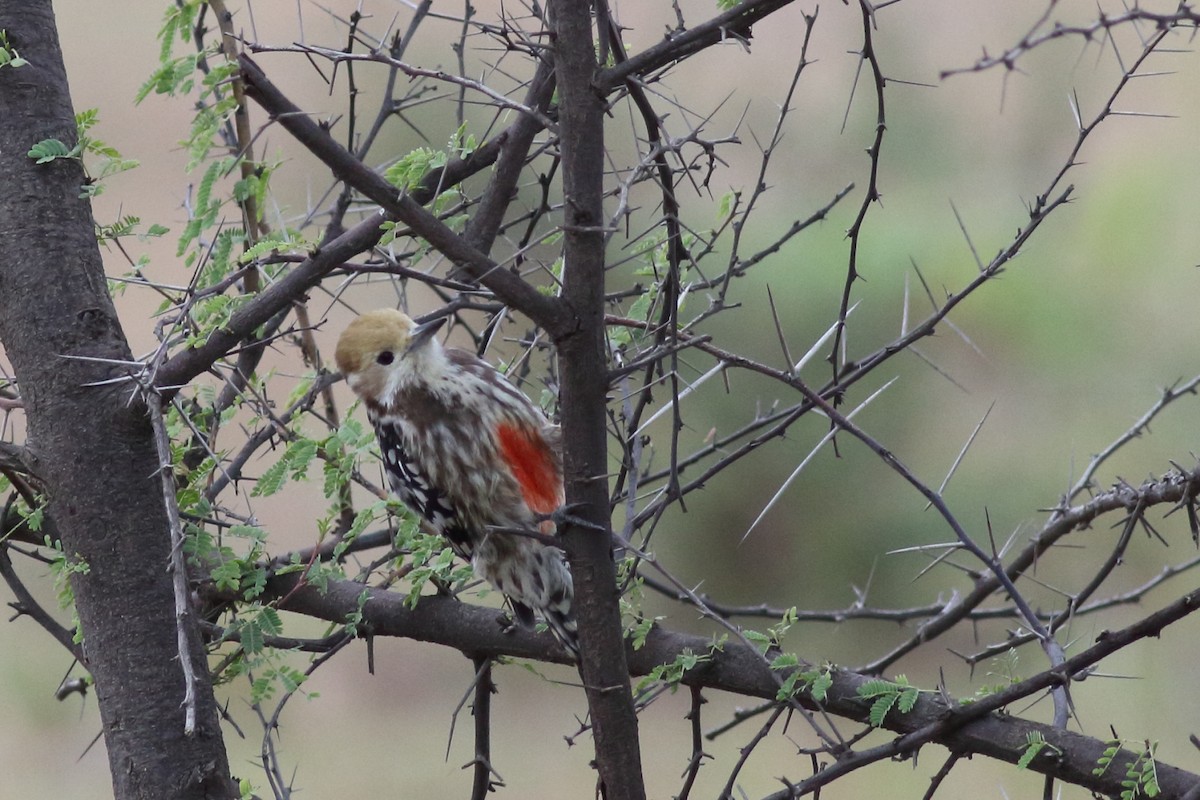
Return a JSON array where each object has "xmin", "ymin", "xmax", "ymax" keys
[
  {"xmin": 5, "ymin": 1, "xmax": 1200, "ymax": 798},
  {"xmin": 260, "ymin": 563, "xmax": 1200, "ymax": 799}
]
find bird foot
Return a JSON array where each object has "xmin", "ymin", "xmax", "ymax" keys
[
  {"xmin": 495, "ymin": 611, "xmax": 520, "ymax": 636},
  {"xmin": 538, "ymin": 503, "xmax": 608, "ymax": 533}
]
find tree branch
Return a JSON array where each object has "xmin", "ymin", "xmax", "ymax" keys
[
  {"xmin": 594, "ymin": 0, "xmax": 797, "ymax": 92},
  {"xmin": 264, "ymin": 570, "xmax": 1200, "ymax": 798},
  {"xmin": 235, "ymin": 53, "xmax": 570, "ymax": 336}
]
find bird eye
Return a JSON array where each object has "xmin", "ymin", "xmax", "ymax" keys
[{"xmin": 376, "ymin": 350, "xmax": 395, "ymax": 366}]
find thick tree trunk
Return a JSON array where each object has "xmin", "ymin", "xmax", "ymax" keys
[
  {"xmin": 551, "ymin": 2, "xmax": 648, "ymax": 798},
  {"xmin": 0, "ymin": 3, "xmax": 236, "ymax": 798}
]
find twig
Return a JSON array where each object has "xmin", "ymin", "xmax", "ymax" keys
[
  {"xmin": 677, "ymin": 685, "xmax": 709, "ymax": 800},
  {"xmin": 146, "ymin": 394, "xmax": 199, "ymax": 735}
]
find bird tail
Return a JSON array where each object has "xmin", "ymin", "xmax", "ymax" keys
[
  {"xmin": 481, "ymin": 539, "xmax": 579, "ymax": 660},
  {"xmin": 510, "ymin": 592, "xmax": 578, "ymax": 660},
  {"xmin": 542, "ymin": 597, "xmax": 579, "ymax": 661}
]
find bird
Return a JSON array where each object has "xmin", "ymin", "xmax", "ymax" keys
[{"xmin": 334, "ymin": 308, "xmax": 578, "ymax": 658}]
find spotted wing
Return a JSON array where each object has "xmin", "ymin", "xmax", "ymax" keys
[{"xmin": 373, "ymin": 418, "xmax": 473, "ymax": 558}]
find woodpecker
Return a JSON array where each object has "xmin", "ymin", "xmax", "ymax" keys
[{"xmin": 335, "ymin": 309, "xmax": 577, "ymax": 658}]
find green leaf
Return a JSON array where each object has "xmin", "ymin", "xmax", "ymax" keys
[
  {"xmin": 868, "ymin": 693, "xmax": 899, "ymax": 727},
  {"xmin": 857, "ymin": 677, "xmax": 918, "ymax": 727},
  {"xmin": 28, "ymin": 138, "xmax": 78, "ymax": 164},
  {"xmin": 744, "ymin": 629, "xmax": 773, "ymax": 653},
  {"xmin": 1018, "ymin": 733, "xmax": 1046, "ymax": 770},
  {"xmin": 275, "ymin": 666, "xmax": 305, "ymax": 693},
  {"xmin": 240, "ymin": 618, "xmax": 264, "ymax": 655},
  {"xmin": 75, "ymin": 108, "xmax": 99, "ymax": 134},
  {"xmin": 717, "ymin": 190, "xmax": 735, "ymax": 222},
  {"xmin": 238, "ymin": 236, "xmax": 288, "ymax": 264},
  {"xmin": 810, "ymin": 669, "xmax": 833, "ymax": 701},
  {"xmin": 770, "ymin": 653, "xmax": 799, "ymax": 669},
  {"xmin": 211, "ymin": 559, "xmax": 244, "ymax": 593},
  {"xmin": 0, "ymin": 30, "xmax": 28, "ymax": 69},
  {"xmin": 856, "ymin": 679, "xmax": 898, "ymax": 698},
  {"xmin": 385, "ymin": 146, "xmax": 447, "ymax": 191},
  {"xmin": 776, "ymin": 671, "xmax": 802, "ymax": 701},
  {"xmin": 628, "ymin": 617, "xmax": 656, "ymax": 650}
]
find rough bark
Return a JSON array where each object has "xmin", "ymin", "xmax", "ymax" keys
[
  {"xmin": 0, "ymin": 3, "xmax": 236, "ymax": 798},
  {"xmin": 550, "ymin": 2, "xmax": 648, "ymax": 798},
  {"xmin": 265, "ymin": 571, "xmax": 1200, "ymax": 800}
]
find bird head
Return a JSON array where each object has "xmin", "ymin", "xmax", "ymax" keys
[{"xmin": 335, "ymin": 309, "xmax": 446, "ymax": 404}]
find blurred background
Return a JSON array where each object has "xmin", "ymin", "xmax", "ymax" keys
[{"xmin": 2, "ymin": 0, "xmax": 1199, "ymax": 796}]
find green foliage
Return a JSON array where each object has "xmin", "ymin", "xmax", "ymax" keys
[
  {"xmin": 177, "ymin": 158, "xmax": 231, "ymax": 256},
  {"xmin": 136, "ymin": 2, "xmax": 204, "ymax": 101},
  {"xmin": 236, "ymin": 606, "xmax": 284, "ymax": 656},
  {"xmin": 95, "ymin": 215, "xmax": 169, "ymax": 245},
  {"xmin": 185, "ymin": 86, "xmax": 239, "ymax": 170},
  {"xmin": 135, "ymin": 7, "xmax": 274, "ymax": 326},
  {"xmin": 7, "ymin": 494, "xmax": 45, "ymax": 537},
  {"xmin": 233, "ymin": 160, "xmax": 273, "ymax": 219},
  {"xmin": 716, "ymin": 190, "xmax": 736, "ymax": 223},
  {"xmin": 186, "ymin": 521, "xmax": 269, "ymax": 599},
  {"xmin": 28, "ymin": 138, "xmax": 76, "ymax": 164},
  {"xmin": 448, "ymin": 122, "xmax": 477, "ymax": 159},
  {"xmin": 238, "ymin": 233, "xmax": 312, "ymax": 266},
  {"xmin": 717, "ymin": 0, "xmax": 740, "ymax": 10},
  {"xmin": 40, "ymin": 531, "xmax": 88, "ymax": 644},
  {"xmin": 1017, "ymin": 731, "xmax": 1062, "ymax": 770},
  {"xmin": 627, "ymin": 615, "xmax": 658, "ymax": 649},
  {"xmin": 636, "ymin": 646, "xmax": 713, "ymax": 693},
  {"xmin": 401, "ymin": 530, "xmax": 474, "ymax": 608},
  {"xmin": 28, "ymin": 109, "xmax": 139, "ymax": 197},
  {"xmin": 1094, "ymin": 740, "xmax": 1160, "ymax": 800},
  {"xmin": 773, "ymin": 659, "xmax": 833, "ymax": 703},
  {"xmin": 386, "ymin": 146, "xmax": 447, "ymax": 191},
  {"xmin": 617, "ymin": 555, "xmax": 658, "ymax": 648},
  {"xmin": 343, "ymin": 589, "xmax": 372, "ymax": 635},
  {"xmin": 137, "ymin": 52, "xmax": 201, "ymax": 101},
  {"xmin": 250, "ymin": 664, "xmax": 308, "ymax": 704},
  {"xmin": 385, "ymin": 123, "xmax": 476, "ymax": 191},
  {"xmin": 252, "ymin": 437, "xmax": 319, "ymax": 497},
  {"xmin": 536, "ymin": 255, "xmax": 565, "ymax": 297},
  {"xmin": 857, "ymin": 675, "xmax": 920, "ymax": 727},
  {"xmin": 961, "ymin": 648, "xmax": 1023, "ymax": 704},
  {"xmin": 0, "ymin": 30, "xmax": 29, "ymax": 68},
  {"xmin": 609, "ymin": 232, "xmax": 700, "ymax": 349},
  {"xmin": 321, "ymin": 417, "xmax": 375, "ymax": 501},
  {"xmin": 745, "ymin": 606, "xmax": 798, "ymax": 655}
]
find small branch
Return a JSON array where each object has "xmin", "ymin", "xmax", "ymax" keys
[
  {"xmin": 250, "ymin": 43, "xmax": 560, "ymax": 134},
  {"xmin": 860, "ymin": 463, "xmax": 1200, "ymax": 673},
  {"xmin": 595, "ymin": 0, "xmax": 797, "ymax": 92},
  {"xmin": 468, "ymin": 656, "xmax": 498, "ymax": 800},
  {"xmin": 718, "ymin": 704, "xmax": 784, "ymax": 800},
  {"xmin": 235, "ymin": 54, "xmax": 570, "ymax": 337},
  {"xmin": 941, "ymin": 6, "xmax": 1200, "ymax": 78},
  {"xmin": 1068, "ymin": 373, "xmax": 1200, "ymax": 502},
  {"xmin": 146, "ymin": 394, "xmax": 199, "ymax": 735},
  {"xmin": 829, "ymin": 0, "xmax": 890, "ymax": 387},
  {"xmin": 676, "ymin": 685, "xmax": 709, "ymax": 800},
  {"xmin": 0, "ymin": 545, "xmax": 82, "ymax": 660}
]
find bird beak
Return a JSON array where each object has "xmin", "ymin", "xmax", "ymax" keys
[{"xmin": 407, "ymin": 317, "xmax": 445, "ymax": 352}]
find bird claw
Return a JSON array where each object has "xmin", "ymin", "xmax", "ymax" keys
[
  {"xmin": 538, "ymin": 503, "xmax": 608, "ymax": 533},
  {"xmin": 495, "ymin": 612, "xmax": 520, "ymax": 636}
]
